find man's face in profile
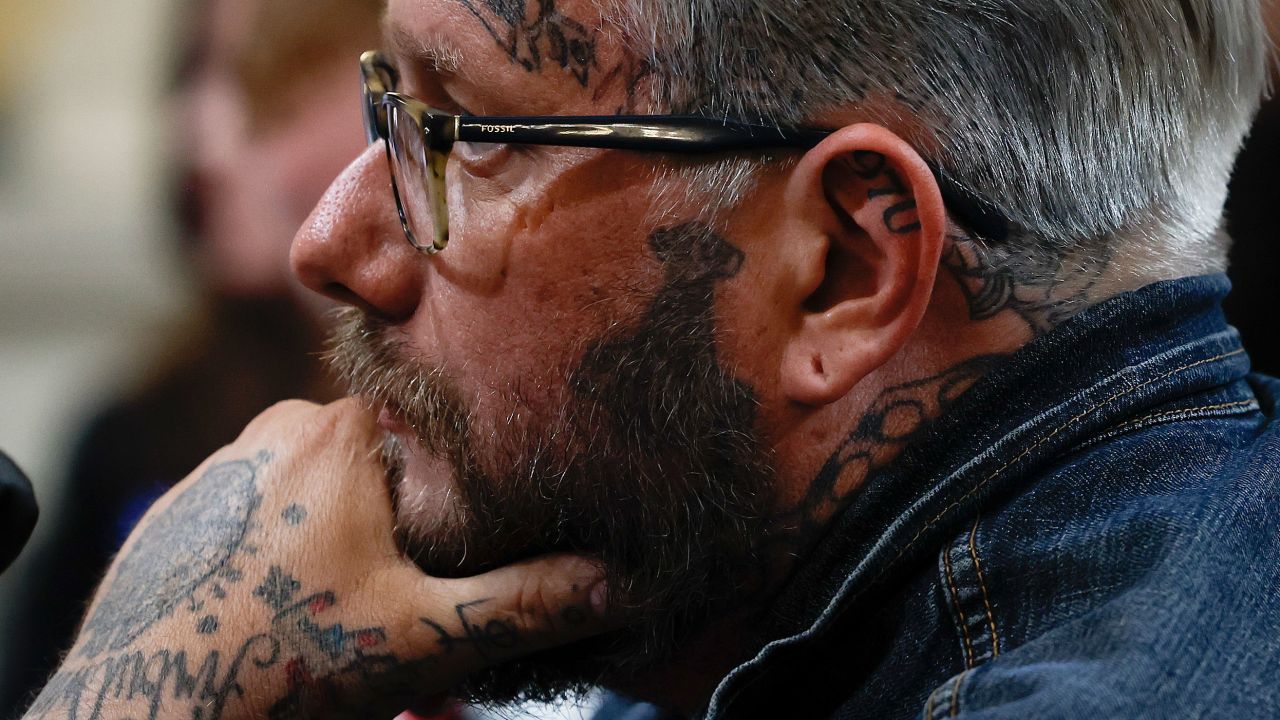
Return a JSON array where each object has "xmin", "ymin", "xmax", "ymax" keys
[{"xmin": 304, "ymin": 0, "xmax": 779, "ymax": 700}]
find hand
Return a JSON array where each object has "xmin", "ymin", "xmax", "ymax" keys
[{"xmin": 23, "ymin": 399, "xmax": 611, "ymax": 720}]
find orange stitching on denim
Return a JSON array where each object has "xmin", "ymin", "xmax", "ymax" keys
[
  {"xmin": 858, "ymin": 348, "xmax": 1245, "ymax": 603},
  {"xmin": 949, "ymin": 670, "xmax": 967, "ymax": 718},
  {"xmin": 924, "ymin": 687, "xmax": 936, "ymax": 720},
  {"xmin": 968, "ymin": 515, "xmax": 1000, "ymax": 659},
  {"xmin": 1104, "ymin": 399, "xmax": 1257, "ymax": 438},
  {"xmin": 942, "ymin": 543, "xmax": 975, "ymax": 668}
]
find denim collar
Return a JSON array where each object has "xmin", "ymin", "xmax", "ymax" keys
[{"xmin": 704, "ymin": 274, "xmax": 1250, "ymax": 718}]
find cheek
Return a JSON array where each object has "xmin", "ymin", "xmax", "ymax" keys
[
  {"xmin": 717, "ymin": 259, "xmax": 790, "ymax": 417},
  {"xmin": 402, "ymin": 152, "xmax": 662, "ymax": 419},
  {"xmin": 709, "ymin": 187, "xmax": 797, "ymax": 427}
]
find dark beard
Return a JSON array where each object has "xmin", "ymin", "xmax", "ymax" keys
[{"xmin": 326, "ymin": 222, "xmax": 774, "ymax": 705}]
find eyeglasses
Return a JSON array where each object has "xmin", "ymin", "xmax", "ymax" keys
[{"xmin": 360, "ymin": 50, "xmax": 1008, "ymax": 254}]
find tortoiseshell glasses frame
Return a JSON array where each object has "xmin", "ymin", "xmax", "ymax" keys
[{"xmin": 360, "ymin": 50, "xmax": 1007, "ymax": 254}]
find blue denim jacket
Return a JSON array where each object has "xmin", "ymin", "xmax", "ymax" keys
[{"xmin": 599, "ymin": 275, "xmax": 1280, "ymax": 720}]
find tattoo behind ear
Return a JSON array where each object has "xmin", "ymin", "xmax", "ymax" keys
[{"xmin": 942, "ymin": 234, "xmax": 1115, "ymax": 334}]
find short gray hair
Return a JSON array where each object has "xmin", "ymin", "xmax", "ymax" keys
[{"xmin": 611, "ymin": 0, "xmax": 1270, "ymax": 289}]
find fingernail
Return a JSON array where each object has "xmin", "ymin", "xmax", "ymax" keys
[{"xmin": 589, "ymin": 579, "xmax": 609, "ymax": 617}]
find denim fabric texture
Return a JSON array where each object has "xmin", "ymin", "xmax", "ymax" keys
[{"xmin": 596, "ymin": 275, "xmax": 1280, "ymax": 720}]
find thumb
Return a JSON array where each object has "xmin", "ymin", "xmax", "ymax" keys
[{"xmin": 396, "ymin": 554, "xmax": 614, "ymax": 672}]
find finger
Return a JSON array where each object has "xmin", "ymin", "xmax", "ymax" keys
[
  {"xmin": 396, "ymin": 554, "xmax": 613, "ymax": 672},
  {"xmin": 235, "ymin": 398, "xmax": 380, "ymax": 456},
  {"xmin": 272, "ymin": 398, "xmax": 385, "ymax": 482},
  {"xmin": 236, "ymin": 399, "xmax": 320, "ymax": 440},
  {"xmin": 310, "ymin": 397, "xmax": 385, "ymax": 451},
  {"xmin": 277, "ymin": 398, "xmax": 397, "ymax": 536}
]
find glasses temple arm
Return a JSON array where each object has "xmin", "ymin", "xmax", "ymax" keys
[{"xmin": 453, "ymin": 117, "xmax": 1007, "ymax": 242}]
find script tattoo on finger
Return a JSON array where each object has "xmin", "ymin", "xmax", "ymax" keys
[
  {"xmin": 77, "ymin": 453, "xmax": 269, "ymax": 658},
  {"xmin": 420, "ymin": 599, "xmax": 520, "ymax": 663},
  {"xmin": 270, "ymin": 592, "xmax": 588, "ymax": 719},
  {"xmin": 268, "ymin": 595, "xmax": 539, "ymax": 719},
  {"xmin": 460, "ymin": 0, "xmax": 598, "ymax": 86},
  {"xmin": 420, "ymin": 594, "xmax": 593, "ymax": 657},
  {"xmin": 250, "ymin": 570, "xmax": 498, "ymax": 720}
]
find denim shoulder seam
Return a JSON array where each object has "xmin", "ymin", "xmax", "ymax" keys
[{"xmin": 1073, "ymin": 398, "xmax": 1259, "ymax": 454}]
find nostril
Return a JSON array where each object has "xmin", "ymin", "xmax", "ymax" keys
[{"xmin": 323, "ymin": 282, "xmax": 376, "ymax": 315}]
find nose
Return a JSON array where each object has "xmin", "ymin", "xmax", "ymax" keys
[{"xmin": 291, "ymin": 145, "xmax": 423, "ymax": 321}]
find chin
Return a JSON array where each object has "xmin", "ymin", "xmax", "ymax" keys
[
  {"xmin": 382, "ymin": 433, "xmax": 488, "ymax": 578},
  {"xmin": 386, "ymin": 436, "xmax": 464, "ymax": 529},
  {"xmin": 382, "ymin": 431, "xmax": 560, "ymax": 579}
]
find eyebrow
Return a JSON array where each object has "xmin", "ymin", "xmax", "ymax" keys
[{"xmin": 381, "ymin": 19, "xmax": 467, "ymax": 77}]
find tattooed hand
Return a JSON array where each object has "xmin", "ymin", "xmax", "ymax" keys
[{"xmin": 23, "ymin": 399, "xmax": 611, "ymax": 720}]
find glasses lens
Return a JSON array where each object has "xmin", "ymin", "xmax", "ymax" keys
[{"xmin": 386, "ymin": 102, "xmax": 438, "ymax": 250}]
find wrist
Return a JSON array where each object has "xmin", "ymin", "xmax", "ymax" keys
[{"xmin": 23, "ymin": 626, "xmax": 282, "ymax": 720}]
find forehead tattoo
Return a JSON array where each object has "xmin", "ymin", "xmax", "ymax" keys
[{"xmin": 456, "ymin": 0, "xmax": 599, "ymax": 86}]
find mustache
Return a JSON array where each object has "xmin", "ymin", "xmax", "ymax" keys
[{"xmin": 324, "ymin": 307, "xmax": 469, "ymax": 459}]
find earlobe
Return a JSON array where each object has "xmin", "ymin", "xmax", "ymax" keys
[
  {"xmin": 781, "ymin": 337, "xmax": 880, "ymax": 406},
  {"xmin": 778, "ymin": 125, "xmax": 947, "ymax": 407}
]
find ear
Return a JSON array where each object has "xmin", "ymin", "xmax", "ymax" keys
[{"xmin": 779, "ymin": 124, "xmax": 946, "ymax": 406}]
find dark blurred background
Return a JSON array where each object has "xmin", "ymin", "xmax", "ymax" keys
[{"xmin": 1224, "ymin": 3, "xmax": 1280, "ymax": 376}]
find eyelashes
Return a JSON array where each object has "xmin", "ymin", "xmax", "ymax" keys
[
  {"xmin": 454, "ymin": 141, "xmax": 516, "ymax": 176},
  {"xmin": 394, "ymin": 62, "xmax": 477, "ymax": 117}
]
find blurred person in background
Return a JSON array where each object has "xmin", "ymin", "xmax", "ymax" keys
[
  {"xmin": 1224, "ymin": 1, "xmax": 1280, "ymax": 375},
  {"xmin": 0, "ymin": 0, "xmax": 377, "ymax": 711}
]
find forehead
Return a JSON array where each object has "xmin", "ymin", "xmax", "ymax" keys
[{"xmin": 383, "ymin": 0, "xmax": 637, "ymax": 114}]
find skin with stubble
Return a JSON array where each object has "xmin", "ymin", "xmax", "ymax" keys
[{"xmin": 22, "ymin": 0, "xmax": 1119, "ymax": 718}]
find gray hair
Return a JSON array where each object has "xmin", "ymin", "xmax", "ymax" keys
[{"xmin": 611, "ymin": 0, "xmax": 1270, "ymax": 293}]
